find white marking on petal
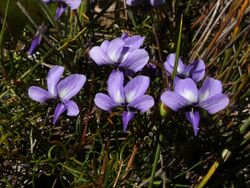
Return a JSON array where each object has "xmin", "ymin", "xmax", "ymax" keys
[
  {"xmin": 183, "ymin": 90, "xmax": 198, "ymax": 103},
  {"xmin": 49, "ymin": 86, "xmax": 57, "ymax": 97},
  {"xmin": 109, "ymin": 53, "xmax": 116, "ymax": 62},
  {"xmin": 199, "ymin": 90, "xmax": 210, "ymax": 101},
  {"xmin": 115, "ymin": 91, "xmax": 125, "ymax": 103},
  {"xmin": 126, "ymin": 90, "xmax": 136, "ymax": 103},
  {"xmin": 59, "ymin": 89, "xmax": 69, "ymax": 99},
  {"xmin": 177, "ymin": 66, "xmax": 182, "ymax": 73}
]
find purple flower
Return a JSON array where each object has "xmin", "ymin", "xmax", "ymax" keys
[
  {"xmin": 62, "ymin": 0, "xmax": 81, "ymax": 10},
  {"xmin": 28, "ymin": 65, "xmax": 86, "ymax": 124},
  {"xmin": 94, "ymin": 70, "xmax": 154, "ymax": 131},
  {"xmin": 164, "ymin": 53, "xmax": 205, "ymax": 83},
  {"xmin": 161, "ymin": 77, "xmax": 229, "ymax": 135},
  {"xmin": 55, "ymin": 4, "xmax": 67, "ymax": 20},
  {"xmin": 126, "ymin": 0, "xmax": 165, "ymax": 6},
  {"xmin": 89, "ymin": 34, "xmax": 149, "ymax": 73},
  {"xmin": 42, "ymin": 0, "xmax": 81, "ymax": 20},
  {"xmin": 42, "ymin": 0, "xmax": 81, "ymax": 9},
  {"xmin": 28, "ymin": 31, "xmax": 43, "ymax": 56},
  {"xmin": 28, "ymin": 24, "xmax": 48, "ymax": 56}
]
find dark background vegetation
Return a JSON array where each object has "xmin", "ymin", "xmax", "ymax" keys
[{"xmin": 0, "ymin": 0, "xmax": 249, "ymax": 187}]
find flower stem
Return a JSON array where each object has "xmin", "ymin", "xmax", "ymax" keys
[
  {"xmin": 172, "ymin": 15, "xmax": 183, "ymax": 79},
  {"xmin": 149, "ymin": 133, "xmax": 163, "ymax": 188}
]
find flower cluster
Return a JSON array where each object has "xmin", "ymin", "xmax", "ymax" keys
[
  {"xmin": 90, "ymin": 34, "xmax": 154, "ymax": 131},
  {"xmin": 28, "ymin": 33, "xmax": 229, "ymax": 135},
  {"xmin": 161, "ymin": 54, "xmax": 229, "ymax": 135}
]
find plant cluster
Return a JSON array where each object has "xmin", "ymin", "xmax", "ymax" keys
[{"xmin": 0, "ymin": 0, "xmax": 249, "ymax": 187}]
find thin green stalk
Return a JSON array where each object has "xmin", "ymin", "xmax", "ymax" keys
[
  {"xmin": 2, "ymin": 176, "xmax": 13, "ymax": 188},
  {"xmin": 149, "ymin": 16, "xmax": 183, "ymax": 188},
  {"xmin": 0, "ymin": 0, "xmax": 9, "ymax": 78},
  {"xmin": 38, "ymin": 0, "xmax": 56, "ymax": 27},
  {"xmin": 128, "ymin": 9, "xmax": 137, "ymax": 28},
  {"xmin": 197, "ymin": 161, "xmax": 219, "ymax": 188},
  {"xmin": 0, "ymin": 0, "xmax": 9, "ymax": 50},
  {"xmin": 149, "ymin": 134, "xmax": 163, "ymax": 188},
  {"xmin": 240, "ymin": 115, "xmax": 250, "ymax": 134},
  {"xmin": 172, "ymin": 15, "xmax": 183, "ymax": 79},
  {"xmin": 185, "ymin": 0, "xmax": 193, "ymax": 15},
  {"xmin": 174, "ymin": 160, "xmax": 202, "ymax": 179},
  {"xmin": 218, "ymin": 49, "xmax": 231, "ymax": 76}
]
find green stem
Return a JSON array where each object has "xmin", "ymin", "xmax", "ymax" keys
[
  {"xmin": 0, "ymin": 0, "xmax": 10, "ymax": 79},
  {"xmin": 172, "ymin": 15, "xmax": 183, "ymax": 79},
  {"xmin": 185, "ymin": 0, "xmax": 193, "ymax": 15},
  {"xmin": 149, "ymin": 134, "xmax": 163, "ymax": 188},
  {"xmin": 240, "ymin": 115, "xmax": 250, "ymax": 134}
]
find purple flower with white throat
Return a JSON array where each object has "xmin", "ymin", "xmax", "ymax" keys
[
  {"xmin": 164, "ymin": 53, "xmax": 205, "ymax": 82},
  {"xmin": 161, "ymin": 77, "xmax": 229, "ymax": 135},
  {"xmin": 89, "ymin": 35, "xmax": 149, "ymax": 73},
  {"xmin": 28, "ymin": 65, "xmax": 86, "ymax": 124},
  {"xmin": 94, "ymin": 70, "xmax": 154, "ymax": 131}
]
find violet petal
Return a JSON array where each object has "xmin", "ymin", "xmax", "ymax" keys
[
  {"xmin": 119, "ymin": 49, "xmax": 149, "ymax": 72},
  {"xmin": 124, "ymin": 76, "xmax": 150, "ymax": 103},
  {"xmin": 100, "ymin": 40, "xmax": 110, "ymax": 52},
  {"xmin": 57, "ymin": 74, "xmax": 86, "ymax": 100},
  {"xmin": 55, "ymin": 5, "xmax": 66, "ymax": 20},
  {"xmin": 123, "ymin": 35, "xmax": 145, "ymax": 48},
  {"xmin": 128, "ymin": 95, "xmax": 154, "ymax": 113},
  {"xmin": 122, "ymin": 111, "xmax": 135, "ymax": 132},
  {"xmin": 47, "ymin": 65, "xmax": 64, "ymax": 97},
  {"xmin": 107, "ymin": 70, "xmax": 125, "ymax": 103},
  {"xmin": 89, "ymin": 46, "xmax": 112, "ymax": 65},
  {"xmin": 126, "ymin": 0, "xmax": 145, "ymax": 6},
  {"xmin": 183, "ymin": 60, "xmax": 205, "ymax": 82},
  {"xmin": 185, "ymin": 110, "xmax": 200, "ymax": 136},
  {"xmin": 164, "ymin": 53, "xmax": 185, "ymax": 76},
  {"xmin": 174, "ymin": 77, "xmax": 198, "ymax": 104},
  {"xmin": 28, "ymin": 32, "xmax": 42, "ymax": 55},
  {"xmin": 62, "ymin": 0, "xmax": 81, "ymax": 9},
  {"xmin": 53, "ymin": 102, "xmax": 67, "ymax": 124},
  {"xmin": 161, "ymin": 91, "xmax": 190, "ymax": 111},
  {"xmin": 149, "ymin": 0, "xmax": 166, "ymax": 6},
  {"xmin": 94, "ymin": 93, "xmax": 119, "ymax": 111},
  {"xmin": 107, "ymin": 38, "xmax": 125, "ymax": 62},
  {"xmin": 28, "ymin": 86, "xmax": 53, "ymax": 103},
  {"xmin": 63, "ymin": 100, "xmax": 79, "ymax": 116},
  {"xmin": 199, "ymin": 77, "xmax": 222, "ymax": 102},
  {"xmin": 198, "ymin": 94, "xmax": 229, "ymax": 114}
]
